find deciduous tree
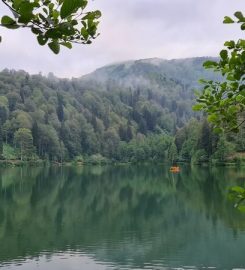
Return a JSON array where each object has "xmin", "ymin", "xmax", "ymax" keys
[{"xmin": 14, "ymin": 128, "xmax": 34, "ymax": 160}]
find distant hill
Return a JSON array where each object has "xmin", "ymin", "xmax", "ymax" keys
[{"xmin": 80, "ymin": 57, "xmax": 219, "ymax": 91}]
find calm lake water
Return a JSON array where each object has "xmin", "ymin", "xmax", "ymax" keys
[{"xmin": 0, "ymin": 165, "xmax": 245, "ymax": 270}]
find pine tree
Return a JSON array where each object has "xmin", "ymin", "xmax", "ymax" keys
[
  {"xmin": 198, "ymin": 119, "xmax": 212, "ymax": 156},
  {"xmin": 57, "ymin": 94, "xmax": 64, "ymax": 122},
  {"xmin": 32, "ymin": 121, "xmax": 39, "ymax": 153}
]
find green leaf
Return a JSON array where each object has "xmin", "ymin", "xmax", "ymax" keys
[
  {"xmin": 48, "ymin": 40, "xmax": 60, "ymax": 54},
  {"xmin": 31, "ymin": 27, "xmax": 42, "ymax": 35},
  {"xmin": 240, "ymin": 89, "xmax": 245, "ymax": 97},
  {"xmin": 58, "ymin": 23, "xmax": 75, "ymax": 36},
  {"xmin": 239, "ymin": 39, "xmax": 245, "ymax": 48},
  {"xmin": 12, "ymin": 0, "xmax": 24, "ymax": 9},
  {"xmin": 192, "ymin": 104, "xmax": 204, "ymax": 111},
  {"xmin": 207, "ymin": 114, "xmax": 218, "ymax": 123},
  {"xmin": 52, "ymin": 10, "xmax": 60, "ymax": 20},
  {"xmin": 39, "ymin": 13, "xmax": 47, "ymax": 22},
  {"xmin": 18, "ymin": 2, "xmax": 35, "ymax": 23},
  {"xmin": 236, "ymin": 94, "xmax": 244, "ymax": 102},
  {"xmin": 60, "ymin": 0, "xmax": 80, "ymax": 19},
  {"xmin": 213, "ymin": 127, "xmax": 223, "ymax": 134},
  {"xmin": 237, "ymin": 205, "xmax": 245, "ymax": 212},
  {"xmin": 203, "ymin": 61, "xmax": 218, "ymax": 69},
  {"xmin": 223, "ymin": 16, "xmax": 234, "ymax": 24},
  {"xmin": 234, "ymin": 11, "xmax": 244, "ymax": 21},
  {"xmin": 196, "ymin": 98, "xmax": 207, "ymax": 103},
  {"xmin": 227, "ymin": 74, "xmax": 236, "ymax": 81},
  {"xmin": 93, "ymin": 10, "xmax": 102, "ymax": 19},
  {"xmin": 227, "ymin": 105, "xmax": 238, "ymax": 115},
  {"xmin": 61, "ymin": 42, "xmax": 72, "ymax": 49},
  {"xmin": 1, "ymin": 15, "xmax": 15, "ymax": 25},
  {"xmin": 81, "ymin": 27, "xmax": 89, "ymax": 40},
  {"xmin": 220, "ymin": 50, "xmax": 228, "ymax": 60},
  {"xmin": 230, "ymin": 186, "xmax": 245, "ymax": 194},
  {"xmin": 45, "ymin": 28, "xmax": 63, "ymax": 39},
  {"xmin": 71, "ymin": 20, "xmax": 78, "ymax": 25},
  {"xmin": 77, "ymin": 0, "xmax": 88, "ymax": 9},
  {"xmin": 1, "ymin": 16, "xmax": 19, "ymax": 29},
  {"xmin": 224, "ymin": 40, "xmax": 235, "ymax": 48},
  {"xmin": 43, "ymin": 7, "xmax": 49, "ymax": 15},
  {"xmin": 37, "ymin": 35, "xmax": 48, "ymax": 46},
  {"xmin": 198, "ymin": 79, "xmax": 208, "ymax": 84}
]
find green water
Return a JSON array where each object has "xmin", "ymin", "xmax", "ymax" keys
[{"xmin": 0, "ymin": 165, "xmax": 245, "ymax": 270}]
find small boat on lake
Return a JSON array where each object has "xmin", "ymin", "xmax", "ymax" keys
[{"xmin": 170, "ymin": 166, "xmax": 180, "ymax": 173}]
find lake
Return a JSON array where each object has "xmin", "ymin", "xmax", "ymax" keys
[{"xmin": 0, "ymin": 165, "xmax": 245, "ymax": 270}]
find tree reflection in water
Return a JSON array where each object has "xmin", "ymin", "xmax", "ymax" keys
[{"xmin": 0, "ymin": 165, "xmax": 245, "ymax": 269}]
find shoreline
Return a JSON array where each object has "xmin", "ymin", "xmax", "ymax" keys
[{"xmin": 0, "ymin": 159, "xmax": 244, "ymax": 168}]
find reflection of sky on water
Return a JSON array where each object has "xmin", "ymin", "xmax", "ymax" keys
[
  {"xmin": 0, "ymin": 252, "xmax": 232, "ymax": 270},
  {"xmin": 0, "ymin": 252, "xmax": 112, "ymax": 270},
  {"xmin": 2, "ymin": 252, "xmax": 245, "ymax": 270}
]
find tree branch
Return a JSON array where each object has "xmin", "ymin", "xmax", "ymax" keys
[
  {"xmin": 237, "ymin": 119, "xmax": 245, "ymax": 129},
  {"xmin": 2, "ymin": 0, "xmax": 19, "ymax": 17}
]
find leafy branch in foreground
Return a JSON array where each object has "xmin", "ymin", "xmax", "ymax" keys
[
  {"xmin": 0, "ymin": 0, "xmax": 101, "ymax": 54},
  {"xmin": 193, "ymin": 11, "xmax": 245, "ymax": 133},
  {"xmin": 193, "ymin": 11, "xmax": 245, "ymax": 212},
  {"xmin": 228, "ymin": 186, "xmax": 245, "ymax": 212}
]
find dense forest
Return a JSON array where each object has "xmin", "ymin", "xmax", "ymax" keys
[{"xmin": 0, "ymin": 57, "xmax": 244, "ymax": 164}]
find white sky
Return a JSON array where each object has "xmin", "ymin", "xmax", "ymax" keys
[{"xmin": 0, "ymin": 0, "xmax": 244, "ymax": 78}]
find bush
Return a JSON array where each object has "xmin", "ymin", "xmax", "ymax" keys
[
  {"xmin": 3, "ymin": 144, "xmax": 18, "ymax": 160},
  {"xmin": 74, "ymin": 155, "xmax": 84, "ymax": 163},
  {"xmin": 191, "ymin": 149, "xmax": 209, "ymax": 164},
  {"xmin": 85, "ymin": 154, "xmax": 109, "ymax": 165}
]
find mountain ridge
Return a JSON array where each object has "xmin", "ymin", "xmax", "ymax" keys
[
  {"xmin": 79, "ymin": 56, "xmax": 219, "ymax": 92},
  {"xmin": 83, "ymin": 56, "xmax": 216, "ymax": 75}
]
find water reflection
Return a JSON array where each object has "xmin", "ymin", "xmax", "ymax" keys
[{"xmin": 0, "ymin": 165, "xmax": 245, "ymax": 270}]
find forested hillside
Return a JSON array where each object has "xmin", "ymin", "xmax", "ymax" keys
[{"xmin": 0, "ymin": 57, "xmax": 243, "ymax": 163}]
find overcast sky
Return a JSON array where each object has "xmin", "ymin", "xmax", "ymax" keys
[{"xmin": 0, "ymin": 0, "xmax": 244, "ymax": 77}]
